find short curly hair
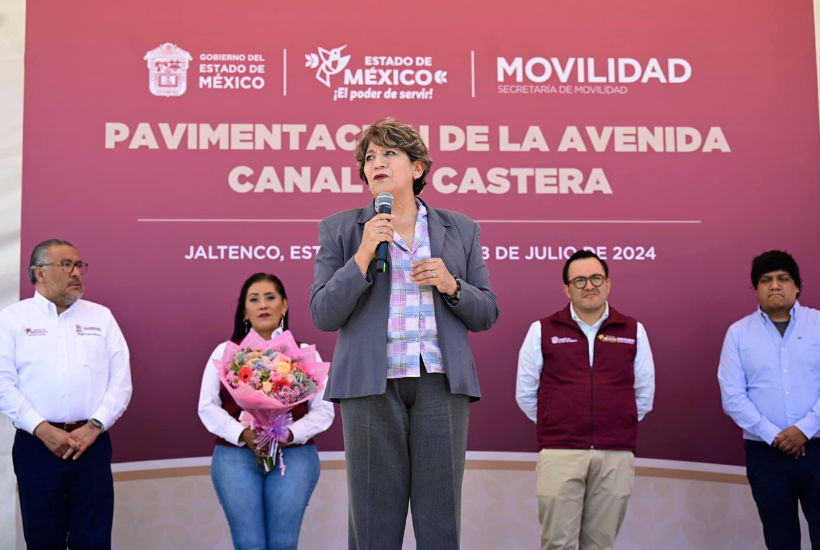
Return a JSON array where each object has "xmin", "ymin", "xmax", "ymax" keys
[
  {"xmin": 354, "ymin": 118, "xmax": 433, "ymax": 195},
  {"xmin": 751, "ymin": 250, "xmax": 802, "ymax": 297}
]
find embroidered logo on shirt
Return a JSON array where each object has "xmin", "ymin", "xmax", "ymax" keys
[
  {"xmin": 551, "ymin": 336, "xmax": 579, "ymax": 344},
  {"xmin": 598, "ymin": 334, "xmax": 635, "ymax": 345},
  {"xmin": 24, "ymin": 328, "xmax": 48, "ymax": 336}
]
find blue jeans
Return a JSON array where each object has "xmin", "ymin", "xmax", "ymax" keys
[{"xmin": 211, "ymin": 444, "xmax": 320, "ymax": 550}]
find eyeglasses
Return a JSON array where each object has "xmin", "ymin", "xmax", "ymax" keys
[
  {"xmin": 38, "ymin": 261, "xmax": 88, "ymax": 275},
  {"xmin": 569, "ymin": 275, "xmax": 606, "ymax": 289}
]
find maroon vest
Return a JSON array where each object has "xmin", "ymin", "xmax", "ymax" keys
[
  {"xmin": 537, "ymin": 305, "xmax": 639, "ymax": 452},
  {"xmin": 215, "ymin": 339, "xmax": 315, "ymax": 448}
]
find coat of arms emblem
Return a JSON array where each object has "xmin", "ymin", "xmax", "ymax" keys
[{"xmin": 144, "ymin": 43, "xmax": 193, "ymax": 97}]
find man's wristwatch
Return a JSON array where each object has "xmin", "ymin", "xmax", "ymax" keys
[
  {"xmin": 444, "ymin": 275, "xmax": 462, "ymax": 302},
  {"xmin": 89, "ymin": 418, "xmax": 105, "ymax": 432}
]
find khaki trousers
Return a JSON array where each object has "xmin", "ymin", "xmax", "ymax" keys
[{"xmin": 536, "ymin": 449, "xmax": 634, "ymax": 550}]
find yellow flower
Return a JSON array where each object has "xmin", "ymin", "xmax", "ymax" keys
[
  {"xmin": 262, "ymin": 381, "xmax": 273, "ymax": 394},
  {"xmin": 276, "ymin": 362, "xmax": 292, "ymax": 375}
]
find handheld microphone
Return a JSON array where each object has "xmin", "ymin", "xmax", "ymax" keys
[{"xmin": 375, "ymin": 192, "xmax": 394, "ymax": 273}]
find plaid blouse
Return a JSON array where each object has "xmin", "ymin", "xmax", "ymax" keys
[{"xmin": 385, "ymin": 200, "xmax": 445, "ymax": 378}]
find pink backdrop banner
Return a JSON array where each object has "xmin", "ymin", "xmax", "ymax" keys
[{"xmin": 21, "ymin": 0, "xmax": 820, "ymax": 465}]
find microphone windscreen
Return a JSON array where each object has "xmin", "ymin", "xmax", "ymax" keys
[{"xmin": 375, "ymin": 192, "xmax": 394, "ymax": 211}]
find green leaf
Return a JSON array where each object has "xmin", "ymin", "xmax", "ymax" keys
[{"xmin": 302, "ymin": 379, "xmax": 318, "ymax": 399}]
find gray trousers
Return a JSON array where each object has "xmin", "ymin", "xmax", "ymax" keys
[{"xmin": 341, "ymin": 367, "xmax": 470, "ymax": 550}]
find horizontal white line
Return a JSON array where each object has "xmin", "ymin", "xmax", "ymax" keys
[
  {"xmin": 113, "ymin": 456, "xmax": 211, "ymax": 472},
  {"xmin": 466, "ymin": 451, "xmax": 538, "ymax": 462},
  {"xmin": 137, "ymin": 218, "xmax": 323, "ymax": 223},
  {"xmin": 318, "ymin": 451, "xmax": 346, "ymax": 461},
  {"xmin": 477, "ymin": 220, "xmax": 701, "ymax": 224},
  {"xmin": 464, "ymin": 452, "xmax": 745, "ymax": 474},
  {"xmin": 112, "ymin": 452, "xmax": 744, "ymax": 476},
  {"xmin": 635, "ymin": 458, "xmax": 746, "ymax": 476},
  {"xmin": 137, "ymin": 218, "xmax": 701, "ymax": 225}
]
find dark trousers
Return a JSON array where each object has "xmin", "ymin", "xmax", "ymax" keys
[
  {"xmin": 340, "ymin": 367, "xmax": 471, "ymax": 550},
  {"xmin": 12, "ymin": 429, "xmax": 115, "ymax": 550},
  {"xmin": 747, "ymin": 439, "xmax": 820, "ymax": 550}
]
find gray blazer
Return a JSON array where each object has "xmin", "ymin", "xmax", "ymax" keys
[{"xmin": 310, "ymin": 198, "xmax": 499, "ymax": 402}]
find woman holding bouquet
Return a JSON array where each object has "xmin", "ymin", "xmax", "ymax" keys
[
  {"xmin": 199, "ymin": 272, "xmax": 334, "ymax": 550},
  {"xmin": 311, "ymin": 118, "xmax": 499, "ymax": 550}
]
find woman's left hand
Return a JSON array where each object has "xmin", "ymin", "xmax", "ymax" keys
[{"xmin": 410, "ymin": 258, "xmax": 458, "ymax": 296}]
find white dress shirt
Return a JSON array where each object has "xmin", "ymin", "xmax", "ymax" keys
[
  {"xmin": 0, "ymin": 291, "xmax": 133, "ymax": 434},
  {"xmin": 198, "ymin": 328, "xmax": 335, "ymax": 446},
  {"xmin": 516, "ymin": 303, "xmax": 655, "ymax": 423}
]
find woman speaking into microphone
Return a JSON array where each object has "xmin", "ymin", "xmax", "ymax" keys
[{"xmin": 310, "ymin": 118, "xmax": 499, "ymax": 550}]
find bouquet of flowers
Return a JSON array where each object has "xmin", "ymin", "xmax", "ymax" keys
[{"xmin": 213, "ymin": 329, "xmax": 330, "ymax": 474}]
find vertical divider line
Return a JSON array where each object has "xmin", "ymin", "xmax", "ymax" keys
[
  {"xmin": 814, "ymin": 0, "xmax": 820, "ymax": 143},
  {"xmin": 471, "ymin": 51, "xmax": 475, "ymax": 98}
]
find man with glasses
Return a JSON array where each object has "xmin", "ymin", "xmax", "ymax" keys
[
  {"xmin": 516, "ymin": 249, "xmax": 655, "ymax": 550},
  {"xmin": 0, "ymin": 239, "xmax": 132, "ymax": 549}
]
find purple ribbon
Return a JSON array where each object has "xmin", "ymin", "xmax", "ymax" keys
[{"xmin": 254, "ymin": 413, "xmax": 293, "ymax": 475}]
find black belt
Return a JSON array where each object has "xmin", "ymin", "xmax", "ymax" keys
[{"xmin": 48, "ymin": 421, "xmax": 87, "ymax": 432}]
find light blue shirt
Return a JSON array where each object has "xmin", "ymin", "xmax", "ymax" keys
[{"xmin": 718, "ymin": 301, "xmax": 820, "ymax": 444}]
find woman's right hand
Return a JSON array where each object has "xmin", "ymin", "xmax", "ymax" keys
[
  {"xmin": 354, "ymin": 213, "xmax": 395, "ymax": 275},
  {"xmin": 240, "ymin": 428, "xmax": 268, "ymax": 458}
]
